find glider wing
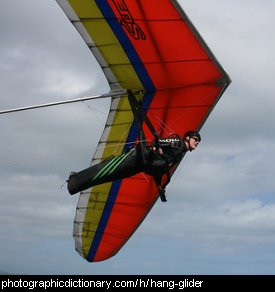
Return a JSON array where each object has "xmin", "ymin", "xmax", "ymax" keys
[{"xmin": 56, "ymin": 0, "xmax": 230, "ymax": 262}]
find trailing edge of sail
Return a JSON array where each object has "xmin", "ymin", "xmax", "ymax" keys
[{"xmin": 56, "ymin": 0, "xmax": 230, "ymax": 262}]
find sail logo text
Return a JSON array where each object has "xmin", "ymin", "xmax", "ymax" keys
[{"xmin": 112, "ymin": 0, "xmax": 146, "ymax": 40}]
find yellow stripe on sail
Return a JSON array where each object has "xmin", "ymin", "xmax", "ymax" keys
[{"xmin": 68, "ymin": 0, "xmax": 143, "ymax": 258}]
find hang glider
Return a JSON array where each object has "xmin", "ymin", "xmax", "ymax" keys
[{"xmin": 55, "ymin": 0, "xmax": 231, "ymax": 262}]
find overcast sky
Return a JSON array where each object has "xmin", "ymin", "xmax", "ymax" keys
[{"xmin": 1, "ymin": 0, "xmax": 275, "ymax": 275}]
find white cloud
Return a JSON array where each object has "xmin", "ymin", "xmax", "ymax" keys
[{"xmin": 143, "ymin": 198, "xmax": 275, "ymax": 256}]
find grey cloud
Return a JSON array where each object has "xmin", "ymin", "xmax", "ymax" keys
[{"xmin": 1, "ymin": 0, "xmax": 275, "ymax": 274}]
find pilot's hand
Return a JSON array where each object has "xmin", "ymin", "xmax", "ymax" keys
[{"xmin": 153, "ymin": 147, "xmax": 163, "ymax": 155}]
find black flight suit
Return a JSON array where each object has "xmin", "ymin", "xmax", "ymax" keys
[{"xmin": 67, "ymin": 135, "xmax": 188, "ymax": 200}]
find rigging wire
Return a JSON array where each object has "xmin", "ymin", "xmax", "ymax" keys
[
  {"xmin": 165, "ymin": 160, "xmax": 186, "ymax": 200},
  {"xmin": 81, "ymin": 101, "xmax": 107, "ymax": 124},
  {"xmin": 150, "ymin": 112, "xmax": 175, "ymax": 135}
]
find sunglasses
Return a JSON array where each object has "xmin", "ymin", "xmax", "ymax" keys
[{"xmin": 191, "ymin": 137, "xmax": 200, "ymax": 142}]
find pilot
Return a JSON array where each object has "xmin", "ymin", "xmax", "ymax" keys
[{"xmin": 149, "ymin": 130, "xmax": 201, "ymax": 202}]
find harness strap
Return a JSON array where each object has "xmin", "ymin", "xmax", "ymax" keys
[{"xmin": 127, "ymin": 90, "xmax": 159, "ymax": 145}]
